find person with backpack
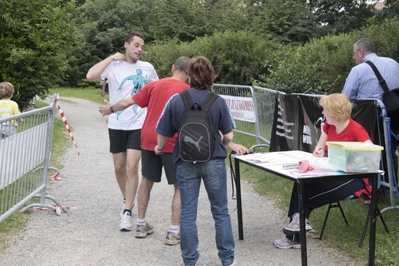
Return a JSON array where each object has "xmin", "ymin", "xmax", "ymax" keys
[
  {"xmin": 341, "ymin": 38, "xmax": 399, "ymax": 196},
  {"xmin": 155, "ymin": 56, "xmax": 236, "ymax": 266}
]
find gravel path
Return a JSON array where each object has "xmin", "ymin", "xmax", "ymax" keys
[{"xmin": 0, "ymin": 96, "xmax": 361, "ymax": 266}]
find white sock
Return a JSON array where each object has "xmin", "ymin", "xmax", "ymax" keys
[
  {"xmin": 137, "ymin": 218, "xmax": 146, "ymax": 226},
  {"xmin": 169, "ymin": 225, "xmax": 179, "ymax": 234}
]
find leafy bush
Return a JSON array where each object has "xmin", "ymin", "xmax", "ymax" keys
[
  {"xmin": 141, "ymin": 39, "xmax": 193, "ymax": 79},
  {"xmin": 195, "ymin": 31, "xmax": 280, "ymax": 85},
  {"xmin": 256, "ymin": 19, "xmax": 399, "ymax": 95},
  {"xmin": 255, "ymin": 44, "xmax": 334, "ymax": 94},
  {"xmin": 145, "ymin": 30, "xmax": 280, "ymax": 85}
]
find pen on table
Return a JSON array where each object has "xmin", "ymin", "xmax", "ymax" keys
[{"xmin": 283, "ymin": 164, "xmax": 298, "ymax": 170}]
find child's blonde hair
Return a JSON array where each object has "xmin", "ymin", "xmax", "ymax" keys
[
  {"xmin": 319, "ymin": 93, "xmax": 352, "ymax": 123},
  {"xmin": 0, "ymin": 82, "xmax": 15, "ymax": 98}
]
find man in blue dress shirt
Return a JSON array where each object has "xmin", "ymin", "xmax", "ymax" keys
[{"xmin": 342, "ymin": 38, "xmax": 399, "ymax": 196}]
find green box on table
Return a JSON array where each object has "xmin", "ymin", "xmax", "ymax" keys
[{"xmin": 326, "ymin": 142, "xmax": 383, "ymax": 173}]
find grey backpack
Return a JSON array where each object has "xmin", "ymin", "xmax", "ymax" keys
[{"xmin": 178, "ymin": 90, "xmax": 219, "ymax": 163}]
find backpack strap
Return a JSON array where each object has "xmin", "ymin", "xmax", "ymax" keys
[
  {"xmin": 200, "ymin": 92, "xmax": 219, "ymax": 112},
  {"xmin": 365, "ymin": 61, "xmax": 390, "ymax": 93},
  {"xmin": 179, "ymin": 90, "xmax": 194, "ymax": 112},
  {"xmin": 179, "ymin": 90, "xmax": 219, "ymax": 112}
]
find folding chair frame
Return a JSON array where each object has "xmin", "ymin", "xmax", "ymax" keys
[{"xmin": 319, "ymin": 199, "xmax": 389, "ymax": 248}]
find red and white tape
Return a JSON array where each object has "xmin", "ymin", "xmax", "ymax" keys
[
  {"xmin": 55, "ymin": 94, "xmax": 80, "ymax": 155},
  {"xmin": 34, "ymin": 205, "xmax": 76, "ymax": 216},
  {"xmin": 51, "ymin": 172, "xmax": 62, "ymax": 181}
]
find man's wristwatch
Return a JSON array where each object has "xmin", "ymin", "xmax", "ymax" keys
[{"xmin": 110, "ymin": 106, "xmax": 115, "ymax": 113}]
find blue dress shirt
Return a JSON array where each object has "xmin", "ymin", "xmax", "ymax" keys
[{"xmin": 341, "ymin": 53, "xmax": 399, "ymax": 100}]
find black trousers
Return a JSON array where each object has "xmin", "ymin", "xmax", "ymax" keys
[{"xmin": 286, "ymin": 179, "xmax": 364, "ymax": 241}]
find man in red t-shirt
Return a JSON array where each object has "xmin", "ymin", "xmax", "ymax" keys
[{"xmin": 100, "ymin": 56, "xmax": 190, "ymax": 244}]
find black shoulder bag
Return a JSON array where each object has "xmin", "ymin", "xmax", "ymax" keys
[{"xmin": 365, "ymin": 60, "xmax": 399, "ymax": 130}]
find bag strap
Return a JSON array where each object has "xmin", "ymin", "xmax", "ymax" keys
[
  {"xmin": 179, "ymin": 90, "xmax": 194, "ymax": 112},
  {"xmin": 365, "ymin": 61, "xmax": 390, "ymax": 93},
  {"xmin": 179, "ymin": 90, "xmax": 219, "ymax": 112},
  {"xmin": 200, "ymin": 92, "xmax": 219, "ymax": 112}
]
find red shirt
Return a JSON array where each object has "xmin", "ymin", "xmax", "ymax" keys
[
  {"xmin": 323, "ymin": 119, "xmax": 373, "ymax": 197},
  {"xmin": 133, "ymin": 78, "xmax": 190, "ymax": 152},
  {"xmin": 323, "ymin": 118, "xmax": 371, "ymax": 150}
]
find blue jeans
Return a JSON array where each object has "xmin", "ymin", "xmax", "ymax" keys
[{"xmin": 177, "ymin": 159, "xmax": 235, "ymax": 266}]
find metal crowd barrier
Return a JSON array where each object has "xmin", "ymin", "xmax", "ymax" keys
[
  {"xmin": 0, "ymin": 94, "xmax": 64, "ymax": 223},
  {"xmin": 213, "ymin": 84, "xmax": 277, "ymax": 146},
  {"xmin": 377, "ymin": 100, "xmax": 399, "ymax": 213}
]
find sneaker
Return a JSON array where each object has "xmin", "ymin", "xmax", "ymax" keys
[
  {"xmin": 226, "ymin": 259, "xmax": 237, "ymax": 266},
  {"xmin": 119, "ymin": 212, "xmax": 133, "ymax": 231},
  {"xmin": 135, "ymin": 222, "xmax": 154, "ymax": 238},
  {"xmin": 283, "ymin": 213, "xmax": 312, "ymax": 235},
  {"xmin": 273, "ymin": 236, "xmax": 301, "ymax": 249},
  {"xmin": 164, "ymin": 230, "xmax": 180, "ymax": 245}
]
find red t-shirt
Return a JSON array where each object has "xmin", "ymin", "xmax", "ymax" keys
[
  {"xmin": 323, "ymin": 119, "xmax": 373, "ymax": 197},
  {"xmin": 133, "ymin": 78, "xmax": 190, "ymax": 152},
  {"xmin": 323, "ymin": 118, "xmax": 371, "ymax": 149}
]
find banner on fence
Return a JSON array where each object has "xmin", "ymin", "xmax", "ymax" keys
[
  {"xmin": 219, "ymin": 95, "xmax": 255, "ymax": 122},
  {"xmin": 269, "ymin": 93, "xmax": 300, "ymax": 152},
  {"xmin": 270, "ymin": 94, "xmax": 377, "ymax": 153},
  {"xmin": 0, "ymin": 124, "xmax": 47, "ymax": 189}
]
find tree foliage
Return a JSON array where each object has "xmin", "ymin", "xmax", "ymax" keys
[
  {"xmin": 1, "ymin": 0, "xmax": 399, "ymax": 101},
  {"xmin": 374, "ymin": 0, "xmax": 399, "ymax": 21},
  {"xmin": 71, "ymin": 0, "xmax": 322, "ymax": 85},
  {"xmin": 69, "ymin": 0, "xmax": 161, "ymax": 86},
  {"xmin": 309, "ymin": 0, "xmax": 376, "ymax": 35},
  {"xmin": 145, "ymin": 0, "xmax": 210, "ymax": 43},
  {"xmin": 243, "ymin": 0, "xmax": 319, "ymax": 44},
  {"xmin": 0, "ymin": 0, "xmax": 78, "ymax": 110}
]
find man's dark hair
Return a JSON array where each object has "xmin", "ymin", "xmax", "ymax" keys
[
  {"xmin": 125, "ymin": 32, "xmax": 145, "ymax": 44},
  {"xmin": 174, "ymin": 56, "xmax": 190, "ymax": 73},
  {"xmin": 355, "ymin": 38, "xmax": 375, "ymax": 53}
]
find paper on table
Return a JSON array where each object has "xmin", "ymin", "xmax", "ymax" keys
[
  {"xmin": 308, "ymin": 158, "xmax": 341, "ymax": 172},
  {"xmin": 289, "ymin": 169, "xmax": 344, "ymax": 177}
]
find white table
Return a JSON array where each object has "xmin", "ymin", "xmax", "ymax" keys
[{"xmin": 232, "ymin": 150, "xmax": 379, "ymax": 266}]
